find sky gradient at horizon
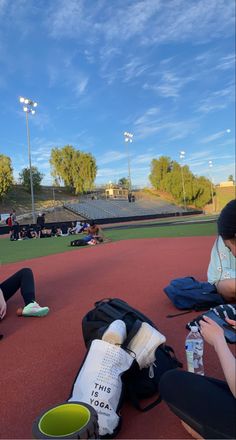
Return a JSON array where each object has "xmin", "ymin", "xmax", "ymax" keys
[{"xmin": 0, "ymin": 0, "xmax": 235, "ymax": 187}]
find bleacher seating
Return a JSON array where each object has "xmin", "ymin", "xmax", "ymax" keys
[{"xmin": 64, "ymin": 199, "xmax": 185, "ymax": 220}]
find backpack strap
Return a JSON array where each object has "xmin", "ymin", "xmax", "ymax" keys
[
  {"xmin": 95, "ymin": 298, "xmax": 156, "ymax": 328},
  {"xmin": 123, "ymin": 320, "xmax": 143, "ymax": 348},
  {"xmin": 167, "ymin": 310, "xmax": 193, "ymax": 318},
  {"xmin": 163, "ymin": 345, "xmax": 183, "ymax": 368},
  {"xmin": 96, "ymin": 302, "xmax": 125, "ymax": 321},
  {"xmin": 127, "ymin": 389, "xmax": 162, "ymax": 412}
]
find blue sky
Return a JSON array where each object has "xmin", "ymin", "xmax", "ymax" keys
[{"xmin": 0, "ymin": 0, "xmax": 235, "ymax": 187}]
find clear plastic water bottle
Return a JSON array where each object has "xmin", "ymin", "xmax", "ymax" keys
[{"xmin": 185, "ymin": 326, "xmax": 204, "ymax": 375}]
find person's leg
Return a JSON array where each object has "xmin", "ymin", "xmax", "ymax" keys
[
  {"xmin": 216, "ymin": 279, "xmax": 236, "ymax": 302},
  {"xmin": 0, "ymin": 268, "xmax": 49, "ymax": 317},
  {"xmin": 13, "ymin": 224, "xmax": 19, "ymax": 240},
  {"xmin": 0, "ymin": 268, "xmax": 35, "ymax": 305},
  {"xmin": 159, "ymin": 369, "xmax": 236, "ymax": 439}
]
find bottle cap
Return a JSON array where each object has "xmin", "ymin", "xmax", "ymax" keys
[{"xmin": 190, "ymin": 325, "xmax": 198, "ymax": 332}]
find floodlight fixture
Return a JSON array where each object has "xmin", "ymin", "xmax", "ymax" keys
[
  {"xmin": 19, "ymin": 95, "xmax": 38, "ymax": 223},
  {"xmin": 124, "ymin": 131, "xmax": 133, "ymax": 143},
  {"xmin": 179, "ymin": 150, "xmax": 186, "ymax": 210},
  {"xmin": 208, "ymin": 160, "xmax": 215, "ymax": 211},
  {"xmin": 123, "ymin": 131, "xmax": 134, "ymax": 192}
]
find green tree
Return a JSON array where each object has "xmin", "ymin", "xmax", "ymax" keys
[
  {"xmin": 228, "ymin": 174, "xmax": 234, "ymax": 182},
  {"xmin": 0, "ymin": 154, "xmax": 14, "ymax": 199},
  {"xmin": 192, "ymin": 176, "xmax": 212, "ymax": 208},
  {"xmin": 149, "ymin": 156, "xmax": 172, "ymax": 189},
  {"xmin": 118, "ymin": 177, "xmax": 129, "ymax": 188},
  {"xmin": 19, "ymin": 167, "xmax": 44, "ymax": 193},
  {"xmin": 161, "ymin": 161, "xmax": 183, "ymax": 202},
  {"xmin": 149, "ymin": 155, "xmax": 212, "ymax": 208},
  {"xmin": 50, "ymin": 145, "xmax": 97, "ymax": 194}
]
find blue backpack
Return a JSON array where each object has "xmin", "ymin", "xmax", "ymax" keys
[{"xmin": 164, "ymin": 277, "xmax": 225, "ymax": 314}]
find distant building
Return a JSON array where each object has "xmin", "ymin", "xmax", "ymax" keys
[
  {"xmin": 219, "ymin": 181, "xmax": 234, "ymax": 187},
  {"xmin": 105, "ymin": 185, "xmax": 128, "ymax": 199}
]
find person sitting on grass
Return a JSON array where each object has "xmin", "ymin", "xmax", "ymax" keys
[
  {"xmin": 207, "ymin": 199, "xmax": 236, "ymax": 302},
  {"xmin": 0, "ymin": 268, "xmax": 49, "ymax": 319},
  {"xmin": 69, "ymin": 221, "xmax": 90, "ymax": 235},
  {"xmin": 84, "ymin": 220, "xmax": 104, "ymax": 243},
  {"xmin": 160, "ymin": 316, "xmax": 236, "ymax": 440},
  {"xmin": 40, "ymin": 227, "xmax": 52, "ymax": 238}
]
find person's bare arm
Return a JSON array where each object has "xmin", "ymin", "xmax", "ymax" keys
[
  {"xmin": 216, "ymin": 279, "xmax": 236, "ymax": 302},
  {"xmin": 200, "ymin": 316, "xmax": 236, "ymax": 397}
]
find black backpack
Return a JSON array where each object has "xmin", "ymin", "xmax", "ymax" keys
[
  {"xmin": 70, "ymin": 239, "xmax": 88, "ymax": 247},
  {"xmin": 82, "ymin": 298, "xmax": 182, "ymax": 412}
]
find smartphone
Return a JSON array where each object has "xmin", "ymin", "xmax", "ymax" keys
[
  {"xmin": 223, "ymin": 324, "xmax": 236, "ymax": 334},
  {"xmin": 187, "ymin": 310, "xmax": 236, "ymax": 344}
]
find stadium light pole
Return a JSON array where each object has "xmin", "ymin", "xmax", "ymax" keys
[
  {"xmin": 124, "ymin": 131, "xmax": 133, "ymax": 193},
  {"xmin": 19, "ymin": 96, "xmax": 38, "ymax": 224},
  {"xmin": 179, "ymin": 151, "xmax": 187, "ymax": 211},
  {"xmin": 208, "ymin": 160, "xmax": 215, "ymax": 212}
]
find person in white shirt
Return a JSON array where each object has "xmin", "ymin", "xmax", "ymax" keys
[{"xmin": 207, "ymin": 199, "xmax": 236, "ymax": 302}]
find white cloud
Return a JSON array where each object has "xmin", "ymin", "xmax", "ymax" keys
[
  {"xmin": 47, "ymin": 0, "xmax": 86, "ymax": 38},
  {"xmin": 216, "ymin": 54, "xmax": 235, "ymax": 71},
  {"xmin": 96, "ymin": 165, "xmax": 128, "ymax": 179},
  {"xmin": 133, "ymin": 154, "xmax": 156, "ymax": 164},
  {"xmin": 197, "ymin": 83, "xmax": 235, "ymax": 114},
  {"xmin": 201, "ymin": 129, "xmax": 231, "ymax": 143},
  {"xmin": 97, "ymin": 151, "xmax": 127, "ymax": 166},
  {"xmin": 188, "ymin": 150, "xmax": 212, "ymax": 161},
  {"xmin": 134, "ymin": 108, "xmax": 198, "ymax": 140},
  {"xmin": 46, "ymin": 0, "xmax": 234, "ymax": 46},
  {"xmin": 74, "ymin": 76, "xmax": 89, "ymax": 96},
  {"xmin": 143, "ymin": 70, "xmax": 196, "ymax": 98}
]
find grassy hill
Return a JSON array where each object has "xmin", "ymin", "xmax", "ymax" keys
[
  {"xmin": 0, "ymin": 185, "xmax": 80, "ymax": 214},
  {"xmin": 215, "ymin": 186, "xmax": 235, "ymax": 211},
  {"xmin": 0, "ymin": 185, "xmax": 82, "ymax": 224}
]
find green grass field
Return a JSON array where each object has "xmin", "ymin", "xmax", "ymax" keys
[{"xmin": 0, "ymin": 221, "xmax": 217, "ymax": 265}]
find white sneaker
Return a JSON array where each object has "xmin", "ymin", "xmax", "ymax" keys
[
  {"xmin": 102, "ymin": 320, "xmax": 127, "ymax": 345},
  {"xmin": 22, "ymin": 301, "xmax": 49, "ymax": 317},
  {"xmin": 127, "ymin": 322, "xmax": 166, "ymax": 369}
]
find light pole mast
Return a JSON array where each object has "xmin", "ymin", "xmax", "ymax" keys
[
  {"xmin": 124, "ymin": 131, "xmax": 133, "ymax": 193},
  {"xmin": 19, "ymin": 96, "xmax": 38, "ymax": 224},
  {"xmin": 208, "ymin": 160, "xmax": 215, "ymax": 212},
  {"xmin": 179, "ymin": 151, "xmax": 187, "ymax": 211}
]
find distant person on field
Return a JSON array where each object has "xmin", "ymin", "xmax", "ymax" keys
[
  {"xmin": 70, "ymin": 221, "xmax": 89, "ymax": 234},
  {"xmin": 11, "ymin": 209, "xmax": 20, "ymax": 241},
  {"xmin": 0, "ymin": 268, "xmax": 49, "ymax": 319},
  {"xmin": 207, "ymin": 199, "xmax": 236, "ymax": 302},
  {"xmin": 36, "ymin": 213, "xmax": 46, "ymax": 237},
  {"xmin": 84, "ymin": 220, "xmax": 104, "ymax": 243}
]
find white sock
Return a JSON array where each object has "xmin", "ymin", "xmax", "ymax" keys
[{"xmin": 102, "ymin": 320, "xmax": 127, "ymax": 345}]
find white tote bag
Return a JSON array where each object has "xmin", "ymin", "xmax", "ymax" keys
[{"xmin": 68, "ymin": 339, "xmax": 134, "ymax": 437}]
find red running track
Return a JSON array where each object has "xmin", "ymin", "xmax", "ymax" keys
[{"xmin": 0, "ymin": 236, "xmax": 225, "ymax": 439}]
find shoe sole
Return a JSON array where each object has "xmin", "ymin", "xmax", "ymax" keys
[{"xmin": 22, "ymin": 308, "xmax": 49, "ymax": 317}]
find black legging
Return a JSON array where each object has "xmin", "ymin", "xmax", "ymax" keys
[
  {"xmin": 0, "ymin": 268, "xmax": 35, "ymax": 306},
  {"xmin": 159, "ymin": 369, "xmax": 236, "ymax": 439}
]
